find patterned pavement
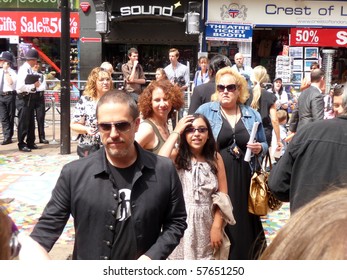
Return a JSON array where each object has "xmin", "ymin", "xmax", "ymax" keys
[
  {"xmin": 0, "ymin": 147, "xmax": 290, "ymax": 256},
  {"xmin": 0, "ymin": 153, "xmax": 78, "ymax": 246}
]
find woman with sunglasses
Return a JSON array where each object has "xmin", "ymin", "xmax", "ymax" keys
[
  {"xmin": 135, "ymin": 79, "xmax": 184, "ymax": 154},
  {"xmin": 195, "ymin": 66, "xmax": 268, "ymax": 260},
  {"xmin": 71, "ymin": 67, "xmax": 113, "ymax": 157},
  {"xmin": 158, "ymin": 113, "xmax": 235, "ymax": 259}
]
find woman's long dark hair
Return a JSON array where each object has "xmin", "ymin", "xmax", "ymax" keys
[
  {"xmin": 175, "ymin": 114, "xmax": 218, "ymax": 174},
  {"xmin": 271, "ymin": 82, "xmax": 283, "ymax": 96}
]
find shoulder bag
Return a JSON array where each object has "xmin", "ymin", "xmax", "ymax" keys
[{"xmin": 248, "ymin": 152, "xmax": 283, "ymax": 216}]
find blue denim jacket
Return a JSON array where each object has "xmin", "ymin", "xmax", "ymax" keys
[{"xmin": 196, "ymin": 102, "xmax": 268, "ymax": 157}]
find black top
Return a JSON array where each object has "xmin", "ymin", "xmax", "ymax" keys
[
  {"xmin": 30, "ymin": 143, "xmax": 187, "ymax": 260},
  {"xmin": 188, "ymin": 79, "xmax": 216, "ymax": 114},
  {"xmin": 246, "ymin": 88, "xmax": 276, "ymax": 144},
  {"xmin": 108, "ymin": 160, "xmax": 137, "ymax": 260}
]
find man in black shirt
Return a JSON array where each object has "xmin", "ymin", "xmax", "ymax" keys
[{"xmin": 30, "ymin": 89, "xmax": 187, "ymax": 260}]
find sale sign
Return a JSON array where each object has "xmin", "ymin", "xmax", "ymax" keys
[
  {"xmin": 290, "ymin": 28, "xmax": 347, "ymax": 47},
  {"xmin": 0, "ymin": 12, "xmax": 80, "ymax": 38}
]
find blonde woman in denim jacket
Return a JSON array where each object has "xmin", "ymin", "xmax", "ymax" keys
[{"xmin": 196, "ymin": 67, "xmax": 268, "ymax": 260}]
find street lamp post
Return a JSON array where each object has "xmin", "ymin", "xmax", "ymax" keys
[{"xmin": 60, "ymin": 0, "xmax": 71, "ymax": 154}]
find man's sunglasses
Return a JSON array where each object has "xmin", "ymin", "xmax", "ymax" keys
[
  {"xmin": 185, "ymin": 127, "xmax": 208, "ymax": 134},
  {"xmin": 217, "ymin": 84, "xmax": 238, "ymax": 92},
  {"xmin": 98, "ymin": 121, "xmax": 133, "ymax": 132}
]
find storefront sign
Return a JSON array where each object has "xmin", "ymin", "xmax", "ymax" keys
[
  {"xmin": 120, "ymin": 5, "xmax": 174, "ymax": 17},
  {"xmin": 0, "ymin": 12, "xmax": 80, "ymax": 38},
  {"xmin": 111, "ymin": 0, "xmax": 202, "ymax": 20},
  {"xmin": 291, "ymin": 28, "xmax": 347, "ymax": 47},
  {"xmin": 208, "ymin": 0, "xmax": 347, "ymax": 28},
  {"xmin": 0, "ymin": 0, "xmax": 79, "ymax": 10},
  {"xmin": 205, "ymin": 23, "xmax": 252, "ymax": 42}
]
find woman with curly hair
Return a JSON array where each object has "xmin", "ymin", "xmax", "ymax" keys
[
  {"xmin": 70, "ymin": 67, "xmax": 113, "ymax": 157},
  {"xmin": 135, "ymin": 79, "xmax": 184, "ymax": 154}
]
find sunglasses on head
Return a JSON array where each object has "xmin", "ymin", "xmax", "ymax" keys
[
  {"xmin": 98, "ymin": 121, "xmax": 133, "ymax": 132},
  {"xmin": 185, "ymin": 127, "xmax": 208, "ymax": 134},
  {"xmin": 217, "ymin": 84, "xmax": 238, "ymax": 92}
]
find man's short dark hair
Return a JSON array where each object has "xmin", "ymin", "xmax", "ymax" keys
[
  {"xmin": 96, "ymin": 89, "xmax": 139, "ymax": 120},
  {"xmin": 310, "ymin": 62, "xmax": 320, "ymax": 70},
  {"xmin": 209, "ymin": 54, "xmax": 232, "ymax": 78},
  {"xmin": 128, "ymin": 48, "xmax": 138, "ymax": 56},
  {"xmin": 310, "ymin": 69, "xmax": 325, "ymax": 83}
]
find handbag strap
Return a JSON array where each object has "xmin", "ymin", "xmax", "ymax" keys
[
  {"xmin": 256, "ymin": 151, "xmax": 272, "ymax": 173},
  {"xmin": 264, "ymin": 151, "xmax": 272, "ymax": 171}
]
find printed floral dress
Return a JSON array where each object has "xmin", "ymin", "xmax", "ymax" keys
[
  {"xmin": 72, "ymin": 96, "xmax": 100, "ymax": 145},
  {"xmin": 169, "ymin": 161, "xmax": 218, "ymax": 260}
]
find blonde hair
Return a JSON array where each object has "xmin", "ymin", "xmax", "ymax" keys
[
  {"xmin": 260, "ymin": 187, "xmax": 347, "ymax": 260},
  {"xmin": 211, "ymin": 66, "xmax": 249, "ymax": 104},
  {"xmin": 83, "ymin": 67, "xmax": 113, "ymax": 100},
  {"xmin": 250, "ymin": 65, "xmax": 269, "ymax": 110}
]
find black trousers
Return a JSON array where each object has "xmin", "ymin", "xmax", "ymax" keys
[
  {"xmin": 0, "ymin": 93, "xmax": 16, "ymax": 141},
  {"xmin": 16, "ymin": 94, "xmax": 36, "ymax": 148},
  {"xmin": 32, "ymin": 92, "xmax": 46, "ymax": 140}
]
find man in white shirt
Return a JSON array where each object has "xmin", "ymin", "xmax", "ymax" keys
[
  {"xmin": 0, "ymin": 51, "xmax": 17, "ymax": 145},
  {"xmin": 164, "ymin": 48, "xmax": 190, "ymax": 123},
  {"xmin": 164, "ymin": 48, "xmax": 190, "ymax": 92},
  {"xmin": 16, "ymin": 48, "xmax": 41, "ymax": 152}
]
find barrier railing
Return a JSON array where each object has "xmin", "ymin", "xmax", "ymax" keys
[{"xmin": 44, "ymin": 79, "xmax": 194, "ymax": 139}]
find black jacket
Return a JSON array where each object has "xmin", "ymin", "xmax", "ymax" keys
[
  {"xmin": 188, "ymin": 79, "xmax": 216, "ymax": 114},
  {"xmin": 268, "ymin": 117, "xmax": 347, "ymax": 212},
  {"xmin": 31, "ymin": 143, "xmax": 187, "ymax": 259}
]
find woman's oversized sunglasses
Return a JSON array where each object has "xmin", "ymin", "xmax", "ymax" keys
[{"xmin": 217, "ymin": 84, "xmax": 238, "ymax": 92}]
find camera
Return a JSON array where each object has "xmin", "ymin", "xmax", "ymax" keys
[{"xmin": 174, "ymin": 76, "xmax": 186, "ymax": 87}]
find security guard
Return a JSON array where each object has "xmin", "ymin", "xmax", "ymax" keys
[
  {"xmin": 16, "ymin": 49, "xmax": 41, "ymax": 152},
  {"xmin": 0, "ymin": 51, "xmax": 17, "ymax": 145}
]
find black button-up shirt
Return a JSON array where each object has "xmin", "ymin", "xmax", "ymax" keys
[{"xmin": 31, "ymin": 143, "xmax": 187, "ymax": 259}]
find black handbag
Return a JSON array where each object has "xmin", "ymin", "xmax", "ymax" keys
[{"xmin": 76, "ymin": 143, "xmax": 100, "ymax": 158}]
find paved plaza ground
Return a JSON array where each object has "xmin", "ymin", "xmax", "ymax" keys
[{"xmin": 0, "ymin": 114, "xmax": 290, "ymax": 260}]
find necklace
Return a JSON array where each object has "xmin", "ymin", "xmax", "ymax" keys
[
  {"xmin": 220, "ymin": 105, "xmax": 241, "ymax": 159},
  {"xmin": 220, "ymin": 105, "xmax": 239, "ymax": 130}
]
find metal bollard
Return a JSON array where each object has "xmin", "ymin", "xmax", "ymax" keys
[{"xmin": 50, "ymin": 97, "xmax": 58, "ymax": 144}]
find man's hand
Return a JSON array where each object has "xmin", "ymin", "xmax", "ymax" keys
[{"xmin": 138, "ymin": 254, "xmax": 151, "ymax": 260}]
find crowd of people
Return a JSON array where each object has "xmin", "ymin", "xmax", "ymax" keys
[{"xmin": 1, "ymin": 46, "xmax": 347, "ymax": 260}]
